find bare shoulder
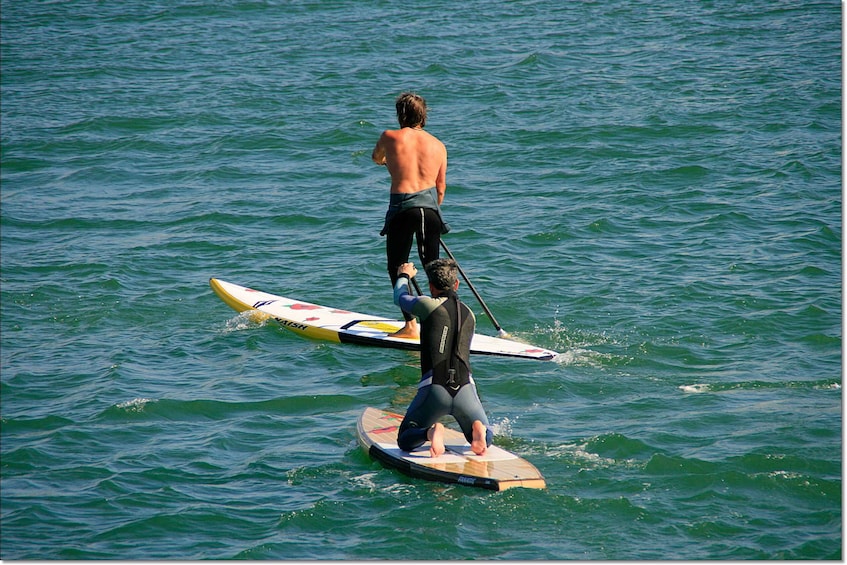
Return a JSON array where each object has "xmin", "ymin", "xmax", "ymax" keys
[
  {"xmin": 430, "ymin": 132, "xmax": 447, "ymax": 156},
  {"xmin": 427, "ymin": 130, "xmax": 446, "ymax": 148}
]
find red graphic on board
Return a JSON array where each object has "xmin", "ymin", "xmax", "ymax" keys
[
  {"xmin": 331, "ymin": 310, "xmax": 352, "ymax": 314},
  {"xmin": 290, "ymin": 304, "xmax": 321, "ymax": 310},
  {"xmin": 305, "ymin": 317, "xmax": 320, "ymax": 321},
  {"xmin": 372, "ymin": 426, "xmax": 398, "ymax": 434}
]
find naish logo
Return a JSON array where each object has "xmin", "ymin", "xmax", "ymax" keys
[
  {"xmin": 457, "ymin": 476, "xmax": 476, "ymax": 485},
  {"xmin": 276, "ymin": 319, "xmax": 308, "ymax": 331},
  {"xmin": 438, "ymin": 326, "xmax": 449, "ymax": 354},
  {"xmin": 253, "ymin": 300, "xmax": 277, "ymax": 308}
]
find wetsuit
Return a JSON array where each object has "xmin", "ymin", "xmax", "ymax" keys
[
  {"xmin": 393, "ymin": 273, "xmax": 493, "ymax": 451},
  {"xmin": 381, "ymin": 187, "xmax": 450, "ymax": 322}
]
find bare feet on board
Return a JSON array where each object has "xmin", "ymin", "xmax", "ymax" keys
[
  {"xmin": 471, "ymin": 420, "xmax": 488, "ymax": 455},
  {"xmin": 428, "ymin": 422, "xmax": 445, "ymax": 457},
  {"xmin": 391, "ymin": 319, "xmax": 419, "ymax": 340}
]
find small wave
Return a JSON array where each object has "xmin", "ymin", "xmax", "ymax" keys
[
  {"xmin": 680, "ymin": 379, "xmax": 840, "ymax": 394},
  {"xmin": 221, "ymin": 311, "xmax": 271, "ymax": 333},
  {"xmin": 767, "ymin": 469, "xmax": 805, "ymax": 481},
  {"xmin": 108, "ymin": 394, "xmax": 364, "ymax": 422},
  {"xmin": 349, "ymin": 472, "xmax": 380, "ymax": 491},
  {"xmin": 543, "ymin": 440, "xmax": 619, "ymax": 469},
  {"xmin": 382, "ymin": 483, "xmax": 416, "ymax": 497},
  {"xmin": 532, "ymin": 319, "xmax": 628, "ymax": 368},
  {"xmin": 115, "ymin": 397, "xmax": 154, "ymax": 412},
  {"xmin": 551, "ymin": 347, "xmax": 615, "ymax": 367},
  {"xmin": 680, "ymin": 383, "xmax": 712, "ymax": 393},
  {"xmin": 490, "ymin": 416, "xmax": 514, "ymax": 439}
]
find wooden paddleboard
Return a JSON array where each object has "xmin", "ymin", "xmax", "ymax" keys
[
  {"xmin": 210, "ymin": 278, "xmax": 559, "ymax": 361},
  {"xmin": 357, "ymin": 407, "xmax": 546, "ymax": 491}
]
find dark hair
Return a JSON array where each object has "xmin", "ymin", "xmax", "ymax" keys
[
  {"xmin": 425, "ymin": 258, "xmax": 458, "ymax": 291},
  {"xmin": 395, "ymin": 92, "xmax": 427, "ymax": 128}
]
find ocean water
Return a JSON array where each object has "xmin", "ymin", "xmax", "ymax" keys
[{"xmin": 0, "ymin": 0, "xmax": 841, "ymax": 560}]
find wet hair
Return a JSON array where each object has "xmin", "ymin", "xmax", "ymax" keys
[
  {"xmin": 395, "ymin": 92, "xmax": 427, "ymax": 128},
  {"xmin": 425, "ymin": 258, "xmax": 459, "ymax": 291}
]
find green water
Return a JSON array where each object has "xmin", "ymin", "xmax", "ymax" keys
[{"xmin": 1, "ymin": 0, "xmax": 841, "ymax": 559}]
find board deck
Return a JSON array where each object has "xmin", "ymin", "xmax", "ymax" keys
[
  {"xmin": 357, "ymin": 407, "xmax": 546, "ymax": 491},
  {"xmin": 210, "ymin": 278, "xmax": 559, "ymax": 361}
]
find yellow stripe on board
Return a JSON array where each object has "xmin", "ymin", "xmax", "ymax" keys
[
  {"xmin": 283, "ymin": 324, "xmax": 343, "ymax": 343},
  {"xmin": 210, "ymin": 278, "xmax": 256, "ymax": 313},
  {"xmin": 353, "ymin": 320, "xmax": 404, "ymax": 333}
]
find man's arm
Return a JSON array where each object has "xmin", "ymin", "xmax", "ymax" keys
[
  {"xmin": 393, "ymin": 262, "xmax": 418, "ymax": 313},
  {"xmin": 393, "ymin": 275, "xmax": 417, "ymax": 314},
  {"xmin": 394, "ymin": 263, "xmax": 444, "ymax": 323},
  {"xmin": 435, "ymin": 143, "xmax": 447, "ymax": 204},
  {"xmin": 372, "ymin": 132, "xmax": 388, "ymax": 165}
]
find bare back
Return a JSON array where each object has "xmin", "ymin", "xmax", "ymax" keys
[{"xmin": 373, "ymin": 127, "xmax": 447, "ymax": 204}]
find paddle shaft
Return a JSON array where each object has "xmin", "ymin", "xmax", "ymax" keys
[
  {"xmin": 410, "ymin": 277, "xmax": 423, "ymax": 295},
  {"xmin": 439, "ymin": 240, "xmax": 508, "ymax": 337}
]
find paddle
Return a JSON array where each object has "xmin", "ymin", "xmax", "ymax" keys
[
  {"xmin": 439, "ymin": 240, "xmax": 510, "ymax": 338},
  {"xmin": 410, "ymin": 277, "xmax": 424, "ymax": 296}
]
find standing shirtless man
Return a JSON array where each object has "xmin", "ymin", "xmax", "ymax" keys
[{"xmin": 372, "ymin": 92, "xmax": 449, "ymax": 339}]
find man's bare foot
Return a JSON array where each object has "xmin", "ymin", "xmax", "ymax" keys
[
  {"xmin": 391, "ymin": 320, "xmax": 419, "ymax": 340},
  {"xmin": 428, "ymin": 422, "xmax": 445, "ymax": 457},
  {"xmin": 471, "ymin": 420, "xmax": 488, "ymax": 455}
]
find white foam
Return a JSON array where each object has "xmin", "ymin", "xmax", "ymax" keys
[
  {"xmin": 115, "ymin": 397, "xmax": 153, "ymax": 411},
  {"xmin": 679, "ymin": 383, "xmax": 711, "ymax": 393},
  {"xmin": 490, "ymin": 416, "xmax": 513, "ymax": 438},
  {"xmin": 349, "ymin": 472, "xmax": 379, "ymax": 490},
  {"xmin": 221, "ymin": 311, "xmax": 270, "ymax": 333}
]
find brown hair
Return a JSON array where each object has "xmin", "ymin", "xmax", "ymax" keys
[
  {"xmin": 395, "ymin": 92, "xmax": 427, "ymax": 128},
  {"xmin": 425, "ymin": 258, "xmax": 458, "ymax": 291}
]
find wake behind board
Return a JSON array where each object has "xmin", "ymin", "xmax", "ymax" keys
[
  {"xmin": 210, "ymin": 278, "xmax": 559, "ymax": 361},
  {"xmin": 357, "ymin": 407, "xmax": 546, "ymax": 491}
]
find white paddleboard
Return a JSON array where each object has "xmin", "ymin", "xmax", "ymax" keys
[
  {"xmin": 210, "ymin": 278, "xmax": 559, "ymax": 361},
  {"xmin": 357, "ymin": 407, "xmax": 546, "ymax": 491}
]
